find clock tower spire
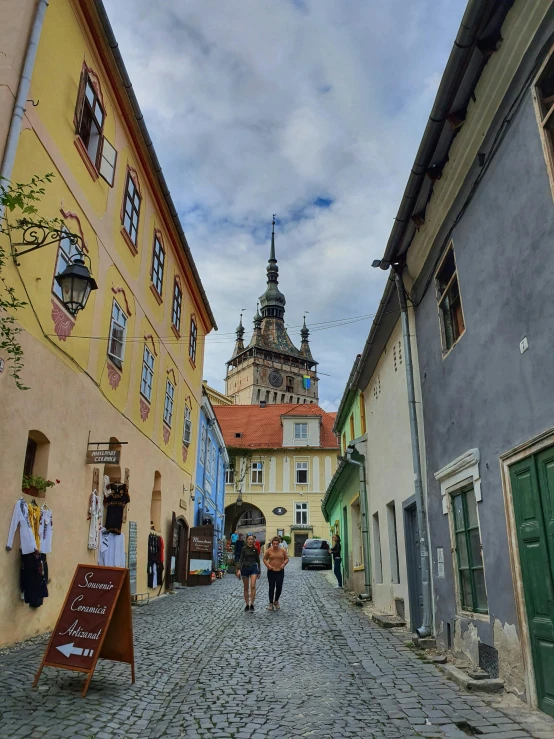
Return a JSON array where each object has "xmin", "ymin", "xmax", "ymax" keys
[{"xmin": 225, "ymin": 217, "xmax": 319, "ymax": 405}]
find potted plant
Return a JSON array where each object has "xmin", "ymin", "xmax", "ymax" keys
[{"xmin": 22, "ymin": 475, "xmax": 60, "ymax": 496}]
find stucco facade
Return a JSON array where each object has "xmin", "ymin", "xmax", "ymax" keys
[
  {"xmin": 194, "ymin": 390, "xmax": 229, "ymax": 562},
  {"xmin": 0, "ymin": 0, "xmax": 214, "ymax": 646},
  {"xmin": 388, "ymin": 0, "xmax": 554, "ymax": 708}
]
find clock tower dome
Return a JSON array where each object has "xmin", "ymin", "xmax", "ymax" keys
[{"xmin": 225, "ymin": 219, "xmax": 319, "ymax": 405}]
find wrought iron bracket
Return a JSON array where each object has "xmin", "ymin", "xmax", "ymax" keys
[{"xmin": 11, "ymin": 224, "xmax": 89, "ymax": 267}]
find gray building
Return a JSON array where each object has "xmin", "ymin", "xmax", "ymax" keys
[{"xmin": 373, "ymin": 0, "xmax": 554, "ymax": 717}]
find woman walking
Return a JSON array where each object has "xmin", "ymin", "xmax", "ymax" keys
[
  {"xmin": 236, "ymin": 534, "xmax": 260, "ymax": 611},
  {"xmin": 330, "ymin": 534, "xmax": 343, "ymax": 588},
  {"xmin": 263, "ymin": 536, "xmax": 289, "ymax": 610}
]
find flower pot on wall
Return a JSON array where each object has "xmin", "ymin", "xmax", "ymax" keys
[{"xmin": 22, "ymin": 486, "xmax": 40, "ymax": 497}]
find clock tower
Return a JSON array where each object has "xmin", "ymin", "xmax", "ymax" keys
[{"xmin": 225, "ymin": 219, "xmax": 319, "ymax": 405}]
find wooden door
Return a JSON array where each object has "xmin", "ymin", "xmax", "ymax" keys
[
  {"xmin": 404, "ymin": 499, "xmax": 423, "ymax": 633},
  {"xmin": 294, "ymin": 534, "xmax": 308, "ymax": 557},
  {"xmin": 177, "ymin": 521, "xmax": 188, "ymax": 586},
  {"xmin": 510, "ymin": 450, "xmax": 554, "ymax": 718}
]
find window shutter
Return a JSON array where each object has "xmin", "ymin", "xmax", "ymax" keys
[
  {"xmin": 74, "ymin": 69, "xmax": 87, "ymax": 132},
  {"xmin": 98, "ymin": 136, "xmax": 117, "ymax": 186}
]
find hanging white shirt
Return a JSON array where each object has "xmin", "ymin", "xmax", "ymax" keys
[
  {"xmin": 88, "ymin": 490, "xmax": 102, "ymax": 550},
  {"xmin": 39, "ymin": 507, "xmax": 53, "ymax": 553},
  {"xmin": 6, "ymin": 499, "xmax": 37, "ymax": 555},
  {"xmin": 98, "ymin": 528, "xmax": 126, "ymax": 568}
]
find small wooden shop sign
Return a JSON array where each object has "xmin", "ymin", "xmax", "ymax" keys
[
  {"xmin": 33, "ymin": 565, "xmax": 135, "ymax": 697},
  {"xmin": 86, "ymin": 449, "xmax": 120, "ymax": 464}
]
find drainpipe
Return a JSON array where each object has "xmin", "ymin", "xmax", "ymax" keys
[
  {"xmin": 0, "ymin": 0, "xmax": 49, "ymax": 219},
  {"xmin": 393, "ymin": 267, "xmax": 432, "ymax": 637},
  {"xmin": 345, "ymin": 446, "xmax": 371, "ymax": 600}
]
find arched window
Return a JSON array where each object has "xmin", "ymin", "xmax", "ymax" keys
[{"xmin": 23, "ymin": 431, "xmax": 50, "ymax": 495}]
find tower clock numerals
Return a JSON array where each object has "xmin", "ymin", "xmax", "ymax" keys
[{"xmin": 269, "ymin": 370, "xmax": 283, "ymax": 388}]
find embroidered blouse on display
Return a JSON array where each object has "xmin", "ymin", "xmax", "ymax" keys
[
  {"xmin": 88, "ymin": 489, "xmax": 102, "ymax": 550},
  {"xmin": 6, "ymin": 499, "xmax": 38, "ymax": 555},
  {"xmin": 39, "ymin": 507, "xmax": 53, "ymax": 553},
  {"xmin": 104, "ymin": 483, "xmax": 130, "ymax": 535}
]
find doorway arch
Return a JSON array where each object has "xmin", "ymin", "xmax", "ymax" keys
[{"xmin": 225, "ymin": 502, "xmax": 267, "ymax": 549}]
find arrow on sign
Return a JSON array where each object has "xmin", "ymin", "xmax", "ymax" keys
[{"xmin": 56, "ymin": 642, "xmax": 94, "ymax": 658}]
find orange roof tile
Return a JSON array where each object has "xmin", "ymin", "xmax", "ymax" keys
[{"xmin": 213, "ymin": 404, "xmax": 339, "ymax": 450}]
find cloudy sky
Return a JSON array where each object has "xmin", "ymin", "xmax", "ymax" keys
[{"xmin": 103, "ymin": 0, "xmax": 467, "ymax": 409}]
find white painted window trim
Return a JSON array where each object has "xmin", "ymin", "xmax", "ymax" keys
[
  {"xmin": 434, "ymin": 448, "xmax": 481, "ymax": 514},
  {"xmin": 294, "ymin": 501, "xmax": 309, "ymax": 525}
]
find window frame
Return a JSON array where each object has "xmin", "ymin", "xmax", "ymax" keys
[
  {"xmin": 294, "ymin": 422, "xmax": 308, "ymax": 440},
  {"xmin": 150, "ymin": 232, "xmax": 165, "ymax": 299},
  {"xmin": 140, "ymin": 345, "xmax": 155, "ymax": 402},
  {"xmin": 450, "ymin": 484, "xmax": 488, "ymax": 615},
  {"xmin": 434, "ymin": 243, "xmax": 466, "ymax": 356},
  {"xmin": 163, "ymin": 378, "xmax": 175, "ymax": 428},
  {"xmin": 295, "ymin": 461, "xmax": 309, "ymax": 485},
  {"xmin": 74, "ymin": 67, "xmax": 116, "ymax": 185},
  {"xmin": 183, "ymin": 405, "xmax": 192, "ymax": 447},
  {"xmin": 359, "ymin": 394, "xmax": 366, "ymax": 435},
  {"xmin": 225, "ymin": 463, "xmax": 235, "ymax": 485},
  {"xmin": 251, "ymin": 461, "xmax": 263, "ymax": 485},
  {"xmin": 533, "ymin": 47, "xmax": 554, "ymax": 200},
  {"xmin": 172, "ymin": 278, "xmax": 183, "ymax": 334},
  {"xmin": 107, "ymin": 300, "xmax": 127, "ymax": 369},
  {"xmin": 121, "ymin": 169, "xmax": 141, "ymax": 248},
  {"xmin": 294, "ymin": 501, "xmax": 308, "ymax": 525},
  {"xmin": 200, "ymin": 426, "xmax": 207, "ymax": 465},
  {"xmin": 189, "ymin": 317, "xmax": 198, "ymax": 364}
]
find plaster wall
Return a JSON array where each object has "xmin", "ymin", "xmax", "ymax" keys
[
  {"xmin": 224, "ymin": 448, "xmax": 337, "ymax": 548},
  {"xmin": 413, "ymin": 16, "xmax": 554, "ymax": 696},
  {"xmin": 0, "ymin": 332, "xmax": 193, "ymax": 648},
  {"xmin": 363, "ymin": 315, "xmax": 424, "ymax": 625}
]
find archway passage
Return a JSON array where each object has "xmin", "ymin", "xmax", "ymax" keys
[{"xmin": 225, "ymin": 502, "xmax": 267, "ymax": 550}]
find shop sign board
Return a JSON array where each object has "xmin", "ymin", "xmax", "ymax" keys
[
  {"xmin": 437, "ymin": 548, "xmax": 445, "ymax": 579},
  {"xmin": 191, "ymin": 535, "xmax": 212, "ymax": 552},
  {"xmin": 86, "ymin": 449, "xmax": 120, "ymax": 465},
  {"xmin": 33, "ymin": 565, "xmax": 135, "ymax": 697},
  {"xmin": 187, "ymin": 524, "xmax": 214, "ymax": 587},
  {"xmin": 273, "ymin": 507, "xmax": 287, "ymax": 516}
]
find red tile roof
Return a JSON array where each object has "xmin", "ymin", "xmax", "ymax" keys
[{"xmin": 213, "ymin": 404, "xmax": 339, "ymax": 450}]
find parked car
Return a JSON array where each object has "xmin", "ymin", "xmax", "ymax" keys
[{"xmin": 301, "ymin": 539, "xmax": 332, "ymax": 570}]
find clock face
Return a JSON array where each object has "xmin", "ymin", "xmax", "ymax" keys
[{"xmin": 269, "ymin": 370, "xmax": 283, "ymax": 388}]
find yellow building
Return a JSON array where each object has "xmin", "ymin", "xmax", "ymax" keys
[
  {"xmin": 0, "ymin": 0, "xmax": 215, "ymax": 646},
  {"xmin": 214, "ymin": 404, "xmax": 339, "ymax": 555},
  {"xmin": 202, "ymin": 381, "xmax": 234, "ymax": 407}
]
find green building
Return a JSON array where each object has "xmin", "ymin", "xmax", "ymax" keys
[{"xmin": 322, "ymin": 356, "xmax": 370, "ymax": 595}]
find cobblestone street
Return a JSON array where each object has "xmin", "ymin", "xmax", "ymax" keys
[{"xmin": 0, "ymin": 560, "xmax": 552, "ymax": 739}]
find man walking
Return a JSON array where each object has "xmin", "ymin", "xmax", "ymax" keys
[
  {"xmin": 263, "ymin": 536, "xmax": 289, "ymax": 610},
  {"xmin": 234, "ymin": 533, "xmax": 244, "ymax": 563}
]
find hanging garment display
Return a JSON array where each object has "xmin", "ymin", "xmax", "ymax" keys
[
  {"xmin": 104, "ymin": 483, "xmax": 130, "ymax": 535},
  {"xmin": 87, "ymin": 489, "xmax": 102, "ymax": 550},
  {"xmin": 98, "ymin": 528, "xmax": 126, "ymax": 567},
  {"xmin": 20, "ymin": 552, "xmax": 48, "ymax": 608},
  {"xmin": 28, "ymin": 501, "xmax": 41, "ymax": 549},
  {"xmin": 6, "ymin": 498, "xmax": 39, "ymax": 555},
  {"xmin": 147, "ymin": 532, "xmax": 164, "ymax": 588},
  {"xmin": 38, "ymin": 505, "xmax": 53, "ymax": 554}
]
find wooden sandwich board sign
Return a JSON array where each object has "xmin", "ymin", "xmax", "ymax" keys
[{"xmin": 33, "ymin": 564, "xmax": 135, "ymax": 697}]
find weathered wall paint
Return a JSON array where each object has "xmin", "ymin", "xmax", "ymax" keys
[{"xmin": 413, "ymin": 13, "xmax": 554, "ymax": 695}]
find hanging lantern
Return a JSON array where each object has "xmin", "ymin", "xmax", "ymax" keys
[{"xmin": 55, "ymin": 257, "xmax": 98, "ymax": 315}]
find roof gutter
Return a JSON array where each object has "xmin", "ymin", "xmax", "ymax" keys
[
  {"xmin": 380, "ymin": 0, "xmax": 497, "ymax": 268},
  {"xmin": 92, "ymin": 0, "xmax": 217, "ymax": 330}
]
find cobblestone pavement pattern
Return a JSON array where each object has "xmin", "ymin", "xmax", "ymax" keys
[{"xmin": 0, "ymin": 560, "xmax": 553, "ymax": 739}]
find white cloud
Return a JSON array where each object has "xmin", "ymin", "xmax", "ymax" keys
[{"xmin": 102, "ymin": 0, "xmax": 467, "ymax": 407}]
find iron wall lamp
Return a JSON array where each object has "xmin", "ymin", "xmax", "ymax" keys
[{"xmin": 12, "ymin": 224, "xmax": 98, "ymax": 316}]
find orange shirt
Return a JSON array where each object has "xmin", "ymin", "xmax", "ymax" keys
[{"xmin": 264, "ymin": 546, "xmax": 288, "ymax": 571}]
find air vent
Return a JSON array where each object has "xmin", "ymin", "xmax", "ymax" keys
[
  {"xmin": 478, "ymin": 642, "xmax": 499, "ymax": 678},
  {"xmin": 235, "ymin": 432, "xmax": 242, "ymax": 438},
  {"xmin": 259, "ymin": 400, "xmax": 266, "ymax": 409}
]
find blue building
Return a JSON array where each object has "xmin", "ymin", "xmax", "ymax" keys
[{"xmin": 194, "ymin": 387, "xmax": 229, "ymax": 564}]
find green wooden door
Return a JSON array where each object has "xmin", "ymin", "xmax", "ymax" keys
[{"xmin": 510, "ymin": 450, "xmax": 554, "ymax": 718}]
